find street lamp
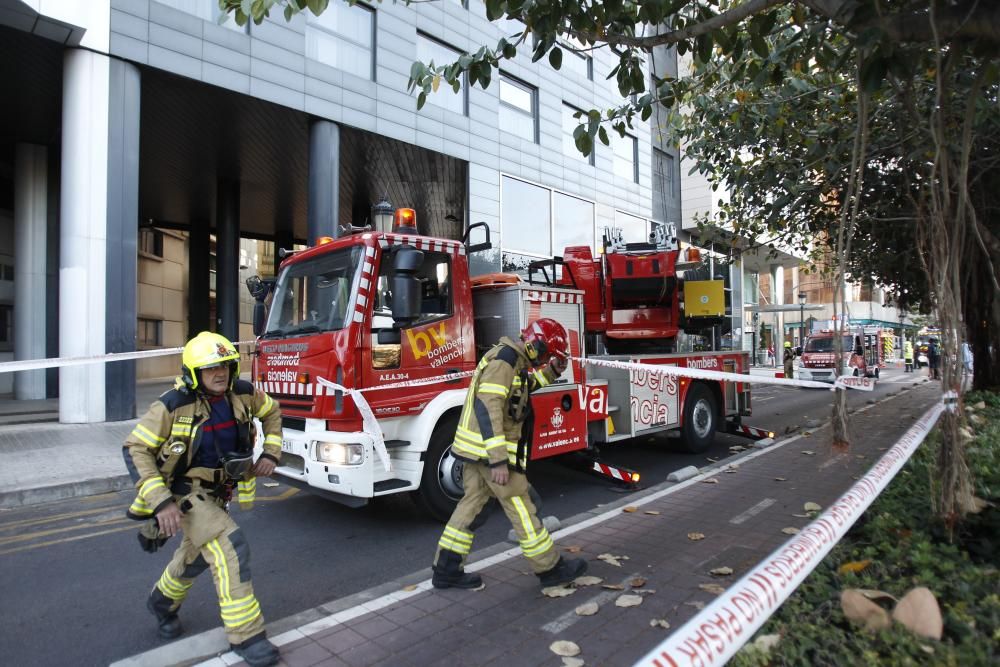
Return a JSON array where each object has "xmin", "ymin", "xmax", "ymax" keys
[
  {"xmin": 372, "ymin": 195, "xmax": 394, "ymax": 233},
  {"xmin": 798, "ymin": 292, "xmax": 807, "ymax": 347}
]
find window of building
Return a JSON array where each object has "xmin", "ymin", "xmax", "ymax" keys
[
  {"xmin": 501, "ymin": 176, "xmax": 551, "ymax": 257},
  {"xmin": 652, "ymin": 148, "xmax": 676, "ymax": 222},
  {"xmin": 305, "ymin": 1, "xmax": 375, "ymax": 80},
  {"xmin": 494, "ymin": 16, "xmax": 528, "ymax": 41},
  {"xmin": 614, "ymin": 210, "xmax": 648, "ymax": 244},
  {"xmin": 499, "ymin": 73, "xmax": 537, "ymax": 143},
  {"xmin": 416, "ymin": 33, "xmax": 467, "ymax": 116},
  {"xmin": 139, "ymin": 228, "xmax": 164, "ymax": 257},
  {"xmin": 558, "ymin": 37, "xmax": 593, "ymax": 80},
  {"xmin": 0, "ymin": 305, "xmax": 11, "ymax": 346},
  {"xmin": 0, "ymin": 263, "xmax": 13, "ymax": 281},
  {"xmin": 155, "ymin": 0, "xmax": 246, "ymax": 32},
  {"xmin": 612, "ymin": 131, "xmax": 639, "ymax": 183},
  {"xmin": 553, "ymin": 192, "xmax": 595, "ymax": 252},
  {"xmin": 562, "ymin": 104, "xmax": 594, "ymax": 166},
  {"xmin": 137, "ymin": 318, "xmax": 162, "ymax": 347}
]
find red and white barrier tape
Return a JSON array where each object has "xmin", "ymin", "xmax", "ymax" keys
[
  {"xmin": 0, "ymin": 340, "xmax": 258, "ymax": 374},
  {"xmin": 315, "ymin": 377, "xmax": 394, "ymax": 473},
  {"xmin": 632, "ymin": 400, "xmax": 945, "ymax": 667},
  {"xmin": 577, "ymin": 356, "xmax": 868, "ymax": 391}
]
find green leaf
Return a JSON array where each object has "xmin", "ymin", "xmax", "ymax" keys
[
  {"xmin": 240, "ymin": 0, "xmax": 252, "ymax": 16},
  {"xmin": 283, "ymin": 4, "xmax": 293, "ymax": 22},
  {"xmin": 549, "ymin": 46, "xmax": 562, "ymax": 70},
  {"xmin": 860, "ymin": 56, "xmax": 888, "ymax": 94},
  {"xmin": 598, "ymin": 126, "xmax": 609, "ymax": 146},
  {"xmin": 306, "ymin": 0, "xmax": 328, "ymax": 17},
  {"xmin": 751, "ymin": 33, "xmax": 769, "ymax": 59},
  {"xmin": 696, "ymin": 34, "xmax": 712, "ymax": 64},
  {"xmin": 575, "ymin": 131, "xmax": 593, "ymax": 157},
  {"xmin": 417, "ymin": 91, "xmax": 427, "ymax": 110}
]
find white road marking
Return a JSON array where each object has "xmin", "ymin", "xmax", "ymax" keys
[{"xmin": 729, "ymin": 498, "xmax": 776, "ymax": 525}]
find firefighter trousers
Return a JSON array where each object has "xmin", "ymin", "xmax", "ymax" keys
[
  {"xmin": 147, "ymin": 491, "xmax": 265, "ymax": 644},
  {"xmin": 434, "ymin": 463, "xmax": 559, "ymax": 574}
]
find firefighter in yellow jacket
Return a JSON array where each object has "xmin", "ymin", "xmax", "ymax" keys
[
  {"xmin": 123, "ymin": 332, "xmax": 282, "ymax": 667},
  {"xmin": 431, "ymin": 318, "xmax": 588, "ymax": 589}
]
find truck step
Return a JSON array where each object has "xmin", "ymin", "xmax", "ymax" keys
[
  {"xmin": 726, "ymin": 423, "xmax": 775, "ymax": 440},
  {"xmin": 383, "ymin": 440, "xmax": 410, "ymax": 449},
  {"xmin": 373, "ymin": 479, "xmax": 411, "ymax": 492}
]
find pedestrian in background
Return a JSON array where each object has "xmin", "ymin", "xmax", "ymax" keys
[
  {"xmin": 903, "ymin": 339, "xmax": 914, "ymax": 372},
  {"xmin": 783, "ymin": 341, "xmax": 794, "ymax": 379},
  {"xmin": 123, "ymin": 332, "xmax": 283, "ymax": 667},
  {"xmin": 767, "ymin": 344, "xmax": 775, "ymax": 366},
  {"xmin": 928, "ymin": 337, "xmax": 941, "ymax": 380},
  {"xmin": 431, "ymin": 318, "xmax": 588, "ymax": 590}
]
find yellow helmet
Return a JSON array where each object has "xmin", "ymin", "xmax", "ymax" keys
[
  {"xmin": 181, "ymin": 331, "xmax": 239, "ymax": 391},
  {"xmin": 784, "ymin": 341, "xmax": 792, "ymax": 348}
]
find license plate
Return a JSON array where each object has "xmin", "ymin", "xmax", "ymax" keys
[{"xmin": 281, "ymin": 439, "xmax": 294, "ymax": 453}]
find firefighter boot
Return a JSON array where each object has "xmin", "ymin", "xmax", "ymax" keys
[
  {"xmin": 146, "ymin": 588, "xmax": 183, "ymax": 639},
  {"xmin": 432, "ymin": 549, "xmax": 483, "ymax": 589},
  {"xmin": 537, "ymin": 557, "xmax": 588, "ymax": 588},
  {"xmin": 232, "ymin": 633, "xmax": 280, "ymax": 667}
]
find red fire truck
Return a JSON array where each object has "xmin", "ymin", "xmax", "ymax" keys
[
  {"xmin": 797, "ymin": 327, "xmax": 881, "ymax": 383},
  {"xmin": 247, "ymin": 210, "xmax": 754, "ymax": 520}
]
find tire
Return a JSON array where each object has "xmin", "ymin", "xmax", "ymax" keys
[
  {"xmin": 874, "ymin": 367, "xmax": 880, "ymax": 379},
  {"xmin": 411, "ymin": 418, "xmax": 464, "ymax": 522},
  {"xmin": 680, "ymin": 383, "xmax": 717, "ymax": 454}
]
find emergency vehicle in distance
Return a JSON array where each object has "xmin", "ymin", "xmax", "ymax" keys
[
  {"xmin": 797, "ymin": 327, "xmax": 883, "ymax": 383},
  {"xmin": 246, "ymin": 208, "xmax": 755, "ymax": 520}
]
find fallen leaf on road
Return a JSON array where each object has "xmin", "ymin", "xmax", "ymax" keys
[
  {"xmin": 699, "ymin": 583, "xmax": 726, "ymax": 595},
  {"xmin": 687, "ymin": 532, "xmax": 705, "ymax": 541},
  {"xmin": 801, "ymin": 450, "xmax": 816, "ymax": 456},
  {"xmin": 262, "ymin": 482, "xmax": 279, "ymax": 488},
  {"xmin": 803, "ymin": 431, "xmax": 812, "ymax": 437},
  {"xmin": 402, "ymin": 584, "xmax": 417, "ymax": 592},
  {"xmin": 562, "ymin": 658, "xmax": 585, "ymax": 667},
  {"xmin": 841, "ymin": 589, "xmax": 891, "ymax": 631},
  {"xmin": 543, "ymin": 586, "xmax": 577, "ymax": 598},
  {"xmin": 856, "ymin": 589, "xmax": 897, "ymax": 603},
  {"xmin": 630, "ymin": 577, "xmax": 647, "ymax": 588},
  {"xmin": 597, "ymin": 553, "xmax": 629, "ymax": 567},
  {"xmin": 633, "ymin": 589, "xmax": 656, "ymax": 594},
  {"xmin": 564, "ymin": 545, "xmax": 582, "ymax": 553},
  {"xmin": 781, "ymin": 527, "xmax": 800, "ymax": 535},
  {"xmin": 622, "ymin": 506, "xmax": 638, "ymax": 513},
  {"xmin": 644, "ymin": 510, "xmax": 661, "ymax": 515},
  {"xmin": 892, "ymin": 587, "xmax": 943, "ymax": 639},
  {"xmin": 706, "ymin": 457, "xmax": 719, "ymax": 463},
  {"xmin": 601, "ymin": 583, "xmax": 625, "ymax": 590},
  {"xmin": 616, "ymin": 594, "xmax": 643, "ymax": 607},
  {"xmin": 774, "ymin": 477, "xmax": 787, "ymax": 481},
  {"xmin": 804, "ymin": 502, "xmax": 822, "ymax": 512},
  {"xmin": 550, "ymin": 640, "xmax": 581, "ymax": 657},
  {"xmin": 701, "ymin": 478, "xmax": 719, "ymax": 484},
  {"xmin": 574, "ymin": 576, "xmax": 603, "ymax": 587},
  {"xmin": 684, "ymin": 601, "xmax": 705, "ymax": 610},
  {"xmin": 710, "ymin": 566, "xmax": 734, "ymax": 576},
  {"xmin": 837, "ymin": 560, "xmax": 872, "ymax": 575},
  {"xmin": 791, "ymin": 513, "xmax": 810, "ymax": 518},
  {"xmin": 650, "ymin": 618, "xmax": 670, "ymax": 629},
  {"xmin": 575, "ymin": 602, "xmax": 599, "ymax": 616},
  {"xmin": 725, "ymin": 467, "xmax": 739, "ymax": 474}
]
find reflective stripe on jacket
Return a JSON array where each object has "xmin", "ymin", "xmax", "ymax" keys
[
  {"xmin": 451, "ymin": 337, "xmax": 555, "ymax": 470},
  {"xmin": 124, "ymin": 378, "xmax": 282, "ymax": 519}
]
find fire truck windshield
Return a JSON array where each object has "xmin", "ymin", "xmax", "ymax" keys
[
  {"xmin": 263, "ymin": 246, "xmax": 363, "ymax": 337},
  {"xmin": 803, "ymin": 336, "xmax": 853, "ymax": 353}
]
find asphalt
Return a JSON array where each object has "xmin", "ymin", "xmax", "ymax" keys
[{"xmin": 0, "ymin": 366, "xmax": 943, "ymax": 666}]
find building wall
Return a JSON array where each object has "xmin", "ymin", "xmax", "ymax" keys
[{"xmin": 136, "ymin": 229, "xmax": 187, "ymax": 378}]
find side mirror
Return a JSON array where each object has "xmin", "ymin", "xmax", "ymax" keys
[
  {"xmin": 253, "ymin": 302, "xmax": 267, "ymax": 337},
  {"xmin": 246, "ymin": 275, "xmax": 267, "ymax": 301},
  {"xmin": 391, "ymin": 247, "xmax": 424, "ymax": 325}
]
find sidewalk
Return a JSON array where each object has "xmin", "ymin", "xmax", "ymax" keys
[{"xmin": 110, "ymin": 380, "xmax": 941, "ymax": 667}]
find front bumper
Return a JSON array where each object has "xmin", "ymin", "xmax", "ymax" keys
[
  {"xmin": 797, "ymin": 367, "xmax": 836, "ymax": 383},
  {"xmin": 276, "ymin": 428, "xmax": 375, "ymax": 498}
]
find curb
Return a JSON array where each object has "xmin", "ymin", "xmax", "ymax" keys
[{"xmin": 0, "ymin": 474, "xmax": 133, "ymax": 510}]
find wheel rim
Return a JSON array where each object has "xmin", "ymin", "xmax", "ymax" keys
[
  {"xmin": 437, "ymin": 449, "xmax": 464, "ymax": 500},
  {"xmin": 691, "ymin": 398, "xmax": 713, "ymax": 439}
]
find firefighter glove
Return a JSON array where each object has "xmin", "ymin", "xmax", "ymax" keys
[{"xmin": 137, "ymin": 519, "xmax": 169, "ymax": 553}]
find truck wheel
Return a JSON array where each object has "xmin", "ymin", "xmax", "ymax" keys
[
  {"xmin": 874, "ymin": 367, "xmax": 880, "ymax": 379},
  {"xmin": 681, "ymin": 383, "xmax": 717, "ymax": 454},
  {"xmin": 412, "ymin": 418, "xmax": 464, "ymax": 522}
]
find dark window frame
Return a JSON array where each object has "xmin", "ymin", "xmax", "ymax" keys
[{"xmin": 499, "ymin": 71, "xmax": 539, "ymax": 143}]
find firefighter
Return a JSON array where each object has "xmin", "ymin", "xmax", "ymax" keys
[
  {"xmin": 123, "ymin": 332, "xmax": 282, "ymax": 667},
  {"xmin": 783, "ymin": 341, "xmax": 795, "ymax": 379},
  {"xmin": 431, "ymin": 318, "xmax": 588, "ymax": 590},
  {"xmin": 904, "ymin": 339, "xmax": 914, "ymax": 372}
]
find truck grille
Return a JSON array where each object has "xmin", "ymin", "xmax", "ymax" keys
[{"xmin": 282, "ymin": 416, "xmax": 306, "ymax": 431}]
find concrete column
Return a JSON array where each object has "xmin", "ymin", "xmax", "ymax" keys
[
  {"xmin": 104, "ymin": 58, "xmax": 140, "ymax": 421},
  {"xmin": 308, "ymin": 119, "xmax": 340, "ymax": 243},
  {"xmin": 59, "ymin": 49, "xmax": 111, "ymax": 423},
  {"xmin": 14, "ymin": 144, "xmax": 47, "ymax": 400},
  {"xmin": 216, "ymin": 181, "xmax": 240, "ymax": 342},
  {"xmin": 188, "ymin": 222, "xmax": 211, "ymax": 340}
]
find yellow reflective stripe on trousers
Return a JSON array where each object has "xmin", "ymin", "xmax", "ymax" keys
[
  {"xmin": 438, "ymin": 536, "xmax": 472, "ymax": 555},
  {"xmin": 131, "ymin": 423, "xmax": 166, "ymax": 447},
  {"xmin": 139, "ymin": 476, "xmax": 167, "ymax": 499},
  {"xmin": 510, "ymin": 496, "xmax": 537, "ymax": 540},
  {"xmin": 205, "ymin": 538, "xmax": 232, "ymax": 601},
  {"xmin": 442, "ymin": 525, "xmax": 473, "ymax": 545},
  {"xmin": 521, "ymin": 532, "xmax": 554, "ymax": 557},
  {"xmin": 157, "ymin": 569, "xmax": 193, "ymax": 600},
  {"xmin": 220, "ymin": 593, "xmax": 261, "ymax": 628}
]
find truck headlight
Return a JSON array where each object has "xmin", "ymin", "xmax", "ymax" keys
[{"xmin": 314, "ymin": 442, "xmax": 364, "ymax": 465}]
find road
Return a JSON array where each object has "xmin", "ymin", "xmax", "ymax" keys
[{"xmin": 0, "ymin": 368, "xmax": 930, "ymax": 666}]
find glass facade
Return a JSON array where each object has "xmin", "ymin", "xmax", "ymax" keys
[
  {"xmin": 612, "ymin": 132, "xmax": 638, "ymax": 183},
  {"xmin": 499, "ymin": 74, "xmax": 537, "ymax": 142},
  {"xmin": 416, "ymin": 34, "xmax": 466, "ymax": 115},
  {"xmin": 305, "ymin": 2, "xmax": 374, "ymax": 80}
]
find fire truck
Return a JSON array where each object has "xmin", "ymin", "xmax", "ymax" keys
[
  {"xmin": 246, "ymin": 209, "xmax": 753, "ymax": 520},
  {"xmin": 797, "ymin": 327, "xmax": 881, "ymax": 383}
]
